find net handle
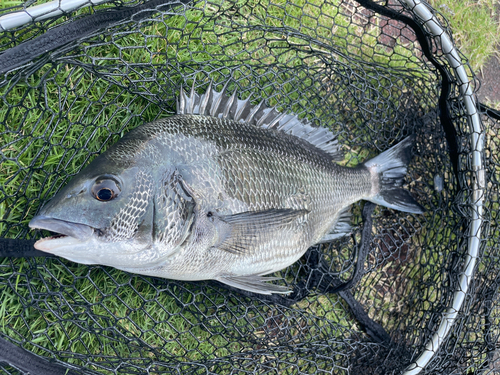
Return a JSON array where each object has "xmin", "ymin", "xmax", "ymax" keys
[{"xmin": 398, "ymin": 0, "xmax": 485, "ymax": 373}]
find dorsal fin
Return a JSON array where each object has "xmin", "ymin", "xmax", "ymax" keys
[{"xmin": 176, "ymin": 81, "xmax": 343, "ymax": 160}]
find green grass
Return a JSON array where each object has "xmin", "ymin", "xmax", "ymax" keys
[
  {"xmin": 0, "ymin": 0, "xmax": 494, "ymax": 372},
  {"xmin": 428, "ymin": 0, "xmax": 500, "ymax": 73}
]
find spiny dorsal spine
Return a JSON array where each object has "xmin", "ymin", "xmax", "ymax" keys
[{"xmin": 177, "ymin": 81, "xmax": 343, "ymax": 160}]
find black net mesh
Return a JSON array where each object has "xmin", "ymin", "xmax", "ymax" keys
[{"xmin": 0, "ymin": 0, "xmax": 497, "ymax": 373}]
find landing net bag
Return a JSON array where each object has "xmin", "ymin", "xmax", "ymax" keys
[{"xmin": 0, "ymin": 0, "xmax": 498, "ymax": 373}]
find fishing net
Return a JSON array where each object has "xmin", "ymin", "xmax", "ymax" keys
[{"xmin": 0, "ymin": 0, "xmax": 497, "ymax": 373}]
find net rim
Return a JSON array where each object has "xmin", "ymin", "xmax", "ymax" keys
[
  {"xmin": 0, "ymin": 0, "xmax": 112, "ymax": 31},
  {"xmin": 399, "ymin": 0, "xmax": 485, "ymax": 373}
]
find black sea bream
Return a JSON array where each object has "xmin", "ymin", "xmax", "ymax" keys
[{"xmin": 29, "ymin": 84, "xmax": 424, "ymax": 294}]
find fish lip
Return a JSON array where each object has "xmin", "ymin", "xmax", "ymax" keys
[{"xmin": 29, "ymin": 215, "xmax": 95, "ymax": 241}]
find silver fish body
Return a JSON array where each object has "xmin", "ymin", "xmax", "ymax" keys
[{"xmin": 29, "ymin": 85, "xmax": 423, "ymax": 294}]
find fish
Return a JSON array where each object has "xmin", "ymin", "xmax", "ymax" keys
[{"xmin": 28, "ymin": 83, "xmax": 424, "ymax": 295}]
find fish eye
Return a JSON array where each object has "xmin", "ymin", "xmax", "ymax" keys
[{"xmin": 92, "ymin": 177, "xmax": 121, "ymax": 202}]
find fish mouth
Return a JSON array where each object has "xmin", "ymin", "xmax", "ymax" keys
[{"xmin": 29, "ymin": 216, "xmax": 95, "ymax": 251}]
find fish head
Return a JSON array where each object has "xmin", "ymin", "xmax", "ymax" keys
[{"xmin": 29, "ymin": 153, "xmax": 158, "ymax": 267}]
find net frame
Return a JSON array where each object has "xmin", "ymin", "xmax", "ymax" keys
[
  {"xmin": 395, "ymin": 1, "xmax": 485, "ymax": 372},
  {"xmin": 0, "ymin": 0, "xmax": 111, "ymax": 31}
]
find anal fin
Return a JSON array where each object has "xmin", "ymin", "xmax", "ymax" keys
[
  {"xmin": 217, "ymin": 275, "xmax": 292, "ymax": 295},
  {"xmin": 317, "ymin": 206, "xmax": 352, "ymax": 244}
]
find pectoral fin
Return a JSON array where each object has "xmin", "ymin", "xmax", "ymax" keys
[
  {"xmin": 217, "ymin": 275, "xmax": 292, "ymax": 295},
  {"xmin": 215, "ymin": 209, "xmax": 309, "ymax": 254}
]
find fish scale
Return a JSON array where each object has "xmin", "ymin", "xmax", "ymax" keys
[{"xmin": 29, "ymin": 84, "xmax": 424, "ymax": 295}]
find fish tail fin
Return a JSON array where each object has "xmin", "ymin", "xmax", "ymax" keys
[{"xmin": 364, "ymin": 136, "xmax": 424, "ymax": 214}]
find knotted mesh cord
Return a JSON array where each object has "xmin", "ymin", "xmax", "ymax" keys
[{"xmin": 0, "ymin": 0, "xmax": 497, "ymax": 374}]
